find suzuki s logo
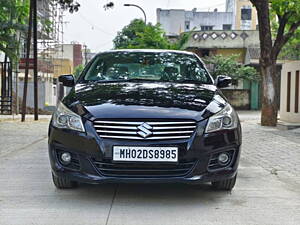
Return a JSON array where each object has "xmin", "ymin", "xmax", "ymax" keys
[{"xmin": 137, "ymin": 122, "xmax": 153, "ymax": 138}]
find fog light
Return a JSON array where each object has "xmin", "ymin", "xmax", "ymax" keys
[
  {"xmin": 61, "ymin": 152, "xmax": 71, "ymax": 165},
  {"xmin": 218, "ymin": 153, "xmax": 230, "ymax": 165}
]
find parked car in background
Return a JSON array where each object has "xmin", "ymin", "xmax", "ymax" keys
[{"xmin": 48, "ymin": 49, "xmax": 241, "ymax": 190}]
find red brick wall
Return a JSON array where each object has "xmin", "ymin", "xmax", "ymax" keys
[{"xmin": 73, "ymin": 44, "xmax": 83, "ymax": 68}]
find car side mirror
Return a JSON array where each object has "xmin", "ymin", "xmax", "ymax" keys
[
  {"xmin": 58, "ymin": 74, "xmax": 75, "ymax": 87},
  {"xmin": 215, "ymin": 75, "xmax": 232, "ymax": 88}
]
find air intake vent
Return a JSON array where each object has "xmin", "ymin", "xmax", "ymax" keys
[
  {"xmin": 92, "ymin": 159, "xmax": 197, "ymax": 177},
  {"xmin": 93, "ymin": 119, "xmax": 197, "ymax": 140}
]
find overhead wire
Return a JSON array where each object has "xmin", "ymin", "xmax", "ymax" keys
[
  {"xmin": 197, "ymin": 1, "xmax": 226, "ymax": 11},
  {"xmin": 77, "ymin": 12, "xmax": 115, "ymax": 36}
]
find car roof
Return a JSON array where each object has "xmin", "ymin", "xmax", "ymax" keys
[{"xmin": 96, "ymin": 49, "xmax": 195, "ymax": 56}]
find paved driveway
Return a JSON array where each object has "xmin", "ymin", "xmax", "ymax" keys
[{"xmin": 0, "ymin": 113, "xmax": 299, "ymax": 225}]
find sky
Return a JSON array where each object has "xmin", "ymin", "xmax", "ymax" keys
[{"xmin": 63, "ymin": 0, "xmax": 226, "ymax": 52}]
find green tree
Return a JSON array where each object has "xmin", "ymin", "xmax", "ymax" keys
[
  {"xmin": 278, "ymin": 32, "xmax": 300, "ymax": 60},
  {"xmin": 250, "ymin": 0, "xmax": 300, "ymax": 126},
  {"xmin": 0, "ymin": 0, "xmax": 80, "ymax": 61},
  {"xmin": 0, "ymin": 0, "xmax": 30, "ymax": 60},
  {"xmin": 113, "ymin": 19, "xmax": 189, "ymax": 50},
  {"xmin": 203, "ymin": 54, "xmax": 259, "ymax": 82},
  {"xmin": 54, "ymin": 0, "xmax": 80, "ymax": 13},
  {"xmin": 270, "ymin": 9, "xmax": 300, "ymax": 60},
  {"xmin": 73, "ymin": 64, "xmax": 84, "ymax": 79}
]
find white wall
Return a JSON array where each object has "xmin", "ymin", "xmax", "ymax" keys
[
  {"xmin": 52, "ymin": 44, "xmax": 74, "ymax": 62},
  {"xmin": 157, "ymin": 9, "xmax": 185, "ymax": 36},
  {"xmin": 192, "ymin": 12, "xmax": 233, "ymax": 30},
  {"xmin": 280, "ymin": 61, "xmax": 300, "ymax": 123},
  {"xmin": 14, "ymin": 77, "xmax": 56, "ymax": 109},
  {"xmin": 157, "ymin": 9, "xmax": 233, "ymax": 36},
  {"xmin": 225, "ymin": 0, "xmax": 236, "ymax": 29},
  {"xmin": 16, "ymin": 80, "xmax": 46, "ymax": 109},
  {"xmin": 44, "ymin": 77, "xmax": 56, "ymax": 106}
]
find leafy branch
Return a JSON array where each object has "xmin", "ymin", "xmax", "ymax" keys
[
  {"xmin": 113, "ymin": 19, "xmax": 190, "ymax": 50},
  {"xmin": 203, "ymin": 54, "xmax": 260, "ymax": 82}
]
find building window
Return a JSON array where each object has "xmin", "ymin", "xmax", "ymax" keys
[
  {"xmin": 241, "ymin": 8, "xmax": 252, "ymax": 20},
  {"xmin": 201, "ymin": 26, "xmax": 213, "ymax": 31},
  {"xmin": 185, "ymin": 21, "xmax": 190, "ymax": 31},
  {"xmin": 223, "ymin": 24, "xmax": 232, "ymax": 30}
]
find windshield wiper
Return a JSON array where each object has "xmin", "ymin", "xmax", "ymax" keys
[
  {"xmin": 176, "ymin": 79, "xmax": 204, "ymax": 84},
  {"xmin": 87, "ymin": 79, "xmax": 206, "ymax": 84},
  {"xmin": 88, "ymin": 78, "xmax": 157, "ymax": 83},
  {"xmin": 92, "ymin": 80, "xmax": 125, "ymax": 83},
  {"xmin": 125, "ymin": 78, "xmax": 158, "ymax": 82}
]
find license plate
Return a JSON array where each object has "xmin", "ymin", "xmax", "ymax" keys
[{"xmin": 113, "ymin": 146, "xmax": 178, "ymax": 162}]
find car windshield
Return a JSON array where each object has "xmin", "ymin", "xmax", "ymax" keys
[{"xmin": 81, "ymin": 51, "xmax": 213, "ymax": 84}]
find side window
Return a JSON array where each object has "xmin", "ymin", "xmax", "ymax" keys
[
  {"xmin": 201, "ymin": 26, "xmax": 213, "ymax": 31},
  {"xmin": 241, "ymin": 8, "xmax": 252, "ymax": 20},
  {"xmin": 185, "ymin": 21, "xmax": 190, "ymax": 31},
  {"xmin": 223, "ymin": 24, "xmax": 232, "ymax": 30}
]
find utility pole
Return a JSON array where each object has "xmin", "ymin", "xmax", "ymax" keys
[
  {"xmin": 33, "ymin": 0, "xmax": 38, "ymax": 120},
  {"xmin": 15, "ymin": 68, "xmax": 19, "ymax": 115},
  {"xmin": 21, "ymin": 0, "xmax": 33, "ymax": 122}
]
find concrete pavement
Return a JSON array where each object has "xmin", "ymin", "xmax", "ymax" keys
[{"xmin": 0, "ymin": 112, "xmax": 299, "ymax": 225}]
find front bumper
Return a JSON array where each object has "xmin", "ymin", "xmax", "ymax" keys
[
  {"xmin": 48, "ymin": 119, "xmax": 241, "ymax": 184},
  {"xmin": 52, "ymin": 168, "xmax": 238, "ymax": 185}
]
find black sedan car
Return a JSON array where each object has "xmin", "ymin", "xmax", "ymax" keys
[{"xmin": 48, "ymin": 50, "xmax": 241, "ymax": 190}]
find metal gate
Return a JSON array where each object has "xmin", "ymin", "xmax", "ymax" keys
[{"xmin": 0, "ymin": 61, "xmax": 13, "ymax": 114}]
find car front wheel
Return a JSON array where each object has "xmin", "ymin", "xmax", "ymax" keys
[
  {"xmin": 211, "ymin": 174, "xmax": 237, "ymax": 191},
  {"xmin": 52, "ymin": 173, "xmax": 77, "ymax": 189}
]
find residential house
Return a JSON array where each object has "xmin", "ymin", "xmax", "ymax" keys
[
  {"xmin": 157, "ymin": 8, "xmax": 234, "ymax": 37},
  {"xmin": 50, "ymin": 43, "xmax": 84, "ymax": 78},
  {"xmin": 226, "ymin": 0, "xmax": 257, "ymax": 30},
  {"xmin": 157, "ymin": 0, "xmax": 257, "ymax": 38}
]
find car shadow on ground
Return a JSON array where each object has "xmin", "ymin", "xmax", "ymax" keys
[{"xmin": 54, "ymin": 182, "xmax": 232, "ymax": 206}]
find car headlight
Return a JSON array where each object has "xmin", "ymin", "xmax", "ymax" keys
[
  {"xmin": 52, "ymin": 102, "xmax": 85, "ymax": 132},
  {"xmin": 205, "ymin": 104, "xmax": 238, "ymax": 133}
]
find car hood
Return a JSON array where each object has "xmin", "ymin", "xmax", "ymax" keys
[{"xmin": 63, "ymin": 82, "xmax": 225, "ymax": 121}]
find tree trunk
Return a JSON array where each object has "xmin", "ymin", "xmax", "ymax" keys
[
  {"xmin": 251, "ymin": 0, "xmax": 278, "ymax": 126},
  {"xmin": 260, "ymin": 59, "xmax": 278, "ymax": 126}
]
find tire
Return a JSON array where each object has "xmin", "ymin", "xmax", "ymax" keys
[
  {"xmin": 211, "ymin": 174, "xmax": 237, "ymax": 191},
  {"xmin": 52, "ymin": 173, "xmax": 77, "ymax": 189}
]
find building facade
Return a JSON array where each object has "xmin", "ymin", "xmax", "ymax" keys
[
  {"xmin": 157, "ymin": 8, "xmax": 234, "ymax": 36},
  {"xmin": 49, "ymin": 43, "xmax": 84, "ymax": 78},
  {"xmin": 226, "ymin": 0, "xmax": 257, "ymax": 30},
  {"xmin": 157, "ymin": 0, "xmax": 257, "ymax": 37}
]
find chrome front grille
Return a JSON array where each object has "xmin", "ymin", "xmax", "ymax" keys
[{"xmin": 93, "ymin": 120, "xmax": 197, "ymax": 140}]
